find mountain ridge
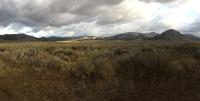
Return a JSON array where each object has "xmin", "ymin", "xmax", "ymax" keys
[
  {"xmin": 0, "ymin": 29, "xmax": 199, "ymax": 41},
  {"xmin": 152, "ymin": 29, "xmax": 192, "ymax": 41},
  {"xmin": 0, "ymin": 34, "xmax": 38, "ymax": 41},
  {"xmin": 105, "ymin": 29, "xmax": 200, "ymax": 41},
  {"xmin": 105, "ymin": 32, "xmax": 159, "ymax": 40}
]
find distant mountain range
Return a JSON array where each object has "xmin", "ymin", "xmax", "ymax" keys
[
  {"xmin": 143, "ymin": 32, "xmax": 159, "ymax": 38},
  {"xmin": 105, "ymin": 32, "xmax": 147, "ymax": 41},
  {"xmin": 184, "ymin": 34, "xmax": 200, "ymax": 41},
  {"xmin": 40, "ymin": 36, "xmax": 80, "ymax": 41},
  {"xmin": 105, "ymin": 32, "xmax": 159, "ymax": 41},
  {"xmin": 41, "ymin": 36, "xmax": 98, "ymax": 41},
  {"xmin": 106, "ymin": 29, "xmax": 200, "ymax": 41},
  {"xmin": 0, "ymin": 29, "xmax": 199, "ymax": 42}
]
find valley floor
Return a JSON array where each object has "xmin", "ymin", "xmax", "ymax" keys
[{"xmin": 0, "ymin": 40, "xmax": 199, "ymax": 101}]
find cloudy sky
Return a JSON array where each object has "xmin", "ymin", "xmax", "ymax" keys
[{"xmin": 0, "ymin": 0, "xmax": 199, "ymax": 37}]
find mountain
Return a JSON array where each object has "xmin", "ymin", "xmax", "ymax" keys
[
  {"xmin": 143, "ymin": 32, "xmax": 159, "ymax": 38},
  {"xmin": 184, "ymin": 34, "xmax": 200, "ymax": 41},
  {"xmin": 41, "ymin": 36, "xmax": 100, "ymax": 41},
  {"xmin": 105, "ymin": 32, "xmax": 148, "ymax": 40},
  {"xmin": 0, "ymin": 31, "xmax": 198, "ymax": 42},
  {"xmin": 40, "ymin": 36, "xmax": 80, "ymax": 41},
  {"xmin": 152, "ymin": 29, "xmax": 191, "ymax": 41},
  {"xmin": 0, "ymin": 34, "xmax": 38, "ymax": 41}
]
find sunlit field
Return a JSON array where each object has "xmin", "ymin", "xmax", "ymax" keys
[{"xmin": 0, "ymin": 40, "xmax": 200, "ymax": 101}]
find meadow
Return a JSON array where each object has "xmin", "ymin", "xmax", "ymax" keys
[{"xmin": 0, "ymin": 40, "xmax": 199, "ymax": 101}]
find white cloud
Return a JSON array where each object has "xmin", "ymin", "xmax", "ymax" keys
[
  {"xmin": 161, "ymin": 0, "xmax": 200, "ymax": 29},
  {"xmin": 0, "ymin": 23, "xmax": 32, "ymax": 34}
]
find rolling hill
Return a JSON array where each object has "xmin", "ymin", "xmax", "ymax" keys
[
  {"xmin": 143, "ymin": 32, "xmax": 159, "ymax": 38},
  {"xmin": 105, "ymin": 32, "xmax": 149, "ymax": 40},
  {"xmin": 105, "ymin": 29, "xmax": 200, "ymax": 41},
  {"xmin": 41, "ymin": 36, "xmax": 99, "ymax": 41},
  {"xmin": 184, "ymin": 34, "xmax": 200, "ymax": 41},
  {"xmin": 152, "ymin": 29, "xmax": 191, "ymax": 41},
  {"xmin": 0, "ymin": 34, "xmax": 38, "ymax": 41}
]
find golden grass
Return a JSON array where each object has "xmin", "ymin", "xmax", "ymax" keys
[{"xmin": 0, "ymin": 40, "xmax": 199, "ymax": 101}]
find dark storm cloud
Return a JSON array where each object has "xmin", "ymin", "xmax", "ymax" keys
[
  {"xmin": 0, "ymin": 1, "xmax": 17, "ymax": 26},
  {"xmin": 0, "ymin": 0, "xmax": 124, "ymax": 27}
]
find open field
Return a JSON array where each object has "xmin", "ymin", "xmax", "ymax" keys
[{"xmin": 0, "ymin": 40, "xmax": 200, "ymax": 101}]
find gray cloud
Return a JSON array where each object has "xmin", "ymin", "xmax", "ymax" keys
[
  {"xmin": 180, "ymin": 20, "xmax": 200, "ymax": 33},
  {"xmin": 0, "ymin": 0, "xmax": 124, "ymax": 27}
]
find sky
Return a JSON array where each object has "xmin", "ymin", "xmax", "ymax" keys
[{"xmin": 0, "ymin": 0, "xmax": 200, "ymax": 37}]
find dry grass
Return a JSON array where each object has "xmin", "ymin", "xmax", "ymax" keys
[{"xmin": 0, "ymin": 40, "xmax": 199, "ymax": 101}]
